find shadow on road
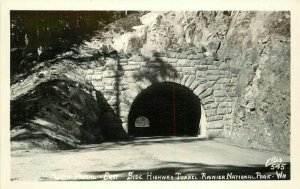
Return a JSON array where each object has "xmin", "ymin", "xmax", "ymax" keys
[{"xmin": 69, "ymin": 136, "xmax": 208, "ymax": 152}]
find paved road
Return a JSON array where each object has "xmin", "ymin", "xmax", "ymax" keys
[{"xmin": 11, "ymin": 137, "xmax": 290, "ymax": 181}]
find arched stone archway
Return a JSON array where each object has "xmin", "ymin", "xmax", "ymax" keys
[
  {"xmin": 85, "ymin": 50, "xmax": 237, "ymax": 139},
  {"xmin": 127, "ymin": 82, "xmax": 201, "ymax": 137}
]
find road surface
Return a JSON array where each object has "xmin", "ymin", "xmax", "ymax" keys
[{"xmin": 11, "ymin": 137, "xmax": 290, "ymax": 181}]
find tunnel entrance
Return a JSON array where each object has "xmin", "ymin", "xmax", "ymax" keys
[{"xmin": 128, "ymin": 82, "xmax": 201, "ymax": 137}]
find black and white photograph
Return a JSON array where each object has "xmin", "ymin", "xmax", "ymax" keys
[{"xmin": 1, "ymin": 0, "xmax": 300, "ymax": 188}]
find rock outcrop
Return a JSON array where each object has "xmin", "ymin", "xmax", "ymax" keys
[{"xmin": 11, "ymin": 61, "xmax": 127, "ymax": 151}]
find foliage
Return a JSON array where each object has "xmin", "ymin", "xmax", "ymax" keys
[{"xmin": 10, "ymin": 11, "xmax": 134, "ymax": 79}]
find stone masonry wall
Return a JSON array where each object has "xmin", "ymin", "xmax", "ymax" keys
[{"xmin": 84, "ymin": 48, "xmax": 237, "ymax": 138}]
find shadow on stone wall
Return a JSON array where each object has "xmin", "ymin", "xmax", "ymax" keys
[
  {"xmin": 102, "ymin": 51, "xmax": 180, "ymax": 130},
  {"xmin": 131, "ymin": 52, "xmax": 179, "ymax": 84},
  {"xmin": 95, "ymin": 91, "xmax": 128, "ymax": 140}
]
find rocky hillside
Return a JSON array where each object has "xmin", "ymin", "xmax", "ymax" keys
[
  {"xmin": 11, "ymin": 11, "xmax": 290, "ymax": 154},
  {"xmin": 76, "ymin": 11, "xmax": 290, "ymax": 153}
]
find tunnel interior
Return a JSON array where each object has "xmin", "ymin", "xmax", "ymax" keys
[{"xmin": 128, "ymin": 82, "xmax": 201, "ymax": 137}]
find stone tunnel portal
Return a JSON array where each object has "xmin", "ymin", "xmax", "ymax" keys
[{"xmin": 128, "ymin": 82, "xmax": 201, "ymax": 137}]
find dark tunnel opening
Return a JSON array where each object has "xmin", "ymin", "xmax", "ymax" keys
[{"xmin": 128, "ymin": 82, "xmax": 201, "ymax": 137}]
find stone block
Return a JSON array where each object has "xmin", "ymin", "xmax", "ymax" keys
[
  {"xmin": 167, "ymin": 51, "xmax": 177, "ymax": 58},
  {"xmin": 120, "ymin": 111, "xmax": 129, "ymax": 118},
  {"xmin": 178, "ymin": 53, "xmax": 188, "ymax": 59},
  {"xmin": 194, "ymin": 84, "xmax": 207, "ymax": 96},
  {"xmin": 153, "ymin": 52, "xmax": 166, "ymax": 57},
  {"xmin": 85, "ymin": 75, "xmax": 93, "ymax": 80},
  {"xmin": 119, "ymin": 58, "xmax": 128, "ymax": 63},
  {"xmin": 204, "ymin": 102, "xmax": 219, "ymax": 109},
  {"xmin": 207, "ymin": 65, "xmax": 218, "ymax": 70},
  {"xmin": 174, "ymin": 73, "xmax": 183, "ymax": 84},
  {"xmin": 119, "ymin": 103, "xmax": 130, "ymax": 112},
  {"xmin": 205, "ymin": 109, "xmax": 217, "ymax": 117},
  {"xmin": 149, "ymin": 67, "xmax": 159, "ymax": 73},
  {"xmin": 124, "ymin": 71, "xmax": 139, "ymax": 77},
  {"xmin": 207, "ymin": 115, "xmax": 223, "ymax": 122},
  {"xmin": 140, "ymin": 67, "xmax": 149, "ymax": 74},
  {"xmin": 168, "ymin": 58, "xmax": 178, "ymax": 63},
  {"xmin": 196, "ymin": 71, "xmax": 207, "ymax": 77},
  {"xmin": 217, "ymin": 108, "xmax": 232, "ymax": 115},
  {"xmin": 86, "ymin": 69, "xmax": 94, "ymax": 75},
  {"xmin": 107, "ymin": 99, "xmax": 116, "ymax": 105},
  {"xmin": 223, "ymin": 114, "xmax": 232, "ymax": 120},
  {"xmin": 219, "ymin": 102, "xmax": 232, "ymax": 108},
  {"xmin": 122, "ymin": 123, "xmax": 128, "ymax": 131},
  {"xmin": 103, "ymin": 70, "xmax": 117, "ymax": 78},
  {"xmin": 168, "ymin": 72, "xmax": 176, "ymax": 82},
  {"xmin": 190, "ymin": 79, "xmax": 200, "ymax": 90},
  {"xmin": 223, "ymin": 120, "xmax": 231, "ymax": 127},
  {"xmin": 129, "ymin": 55, "xmax": 143, "ymax": 62},
  {"xmin": 196, "ymin": 65, "xmax": 208, "ymax": 71},
  {"xmin": 213, "ymin": 90, "xmax": 227, "ymax": 97},
  {"xmin": 127, "ymin": 84, "xmax": 142, "ymax": 94},
  {"xmin": 102, "ymin": 78, "xmax": 115, "ymax": 84},
  {"xmin": 124, "ymin": 89, "xmax": 138, "ymax": 99},
  {"xmin": 124, "ymin": 76, "xmax": 138, "ymax": 83},
  {"xmin": 159, "ymin": 57, "xmax": 169, "ymax": 63},
  {"xmin": 193, "ymin": 60, "xmax": 204, "ymax": 65},
  {"xmin": 213, "ymin": 61, "xmax": 221, "ymax": 67},
  {"xmin": 163, "ymin": 74, "xmax": 170, "ymax": 82},
  {"xmin": 120, "ymin": 62, "xmax": 128, "ymax": 66},
  {"xmin": 123, "ymin": 65, "xmax": 141, "ymax": 71},
  {"xmin": 128, "ymin": 61, "xmax": 141, "ymax": 66},
  {"xmin": 204, "ymin": 57, "xmax": 214, "ymax": 65},
  {"xmin": 217, "ymin": 78, "xmax": 231, "ymax": 84},
  {"xmin": 193, "ymin": 53, "xmax": 203, "ymax": 60},
  {"xmin": 207, "ymin": 121, "xmax": 224, "ymax": 129},
  {"xmin": 94, "ymin": 86, "xmax": 104, "ymax": 91},
  {"xmin": 219, "ymin": 63, "xmax": 228, "ymax": 70},
  {"xmin": 212, "ymin": 84, "xmax": 223, "ymax": 90},
  {"xmin": 177, "ymin": 59, "xmax": 191, "ymax": 67},
  {"xmin": 216, "ymin": 71, "xmax": 226, "ymax": 76},
  {"xmin": 136, "ymin": 81, "xmax": 148, "ymax": 90},
  {"xmin": 207, "ymin": 129, "xmax": 224, "ymax": 138},
  {"xmin": 182, "ymin": 67, "xmax": 195, "ymax": 74},
  {"xmin": 227, "ymin": 92, "xmax": 237, "ymax": 97},
  {"xmin": 226, "ymin": 98, "xmax": 234, "ymax": 102},
  {"xmin": 91, "ymin": 74, "xmax": 103, "ymax": 80},
  {"xmin": 207, "ymin": 75, "xmax": 220, "ymax": 81},
  {"xmin": 139, "ymin": 77, "xmax": 152, "ymax": 87},
  {"xmin": 180, "ymin": 75, "xmax": 189, "ymax": 85},
  {"xmin": 185, "ymin": 75, "xmax": 196, "ymax": 87},
  {"xmin": 105, "ymin": 86, "xmax": 115, "ymax": 90},
  {"xmin": 206, "ymin": 70, "xmax": 219, "ymax": 75},
  {"xmin": 168, "ymin": 63, "xmax": 177, "ymax": 68},
  {"xmin": 91, "ymin": 80, "xmax": 102, "ymax": 86},
  {"xmin": 187, "ymin": 54, "xmax": 195, "ymax": 60},
  {"xmin": 206, "ymin": 81, "xmax": 216, "ymax": 88},
  {"xmin": 140, "ymin": 62, "xmax": 147, "ymax": 67},
  {"xmin": 201, "ymin": 95, "xmax": 215, "ymax": 105},
  {"xmin": 105, "ymin": 59, "xmax": 118, "ymax": 67},
  {"xmin": 148, "ymin": 62, "xmax": 162, "ymax": 68},
  {"xmin": 199, "ymin": 88, "xmax": 213, "ymax": 99},
  {"xmin": 215, "ymin": 97, "xmax": 226, "ymax": 102}
]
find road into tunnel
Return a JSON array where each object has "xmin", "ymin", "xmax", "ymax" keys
[{"xmin": 128, "ymin": 82, "xmax": 201, "ymax": 137}]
